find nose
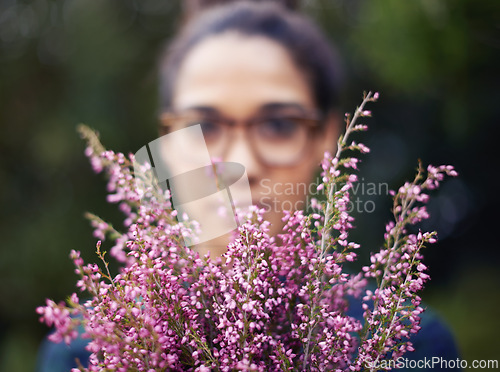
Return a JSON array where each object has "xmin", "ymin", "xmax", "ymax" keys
[{"xmin": 223, "ymin": 127, "xmax": 262, "ymax": 187}]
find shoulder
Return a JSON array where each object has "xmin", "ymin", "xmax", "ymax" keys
[
  {"xmin": 36, "ymin": 328, "xmax": 91, "ymax": 372},
  {"xmin": 402, "ymin": 307, "xmax": 461, "ymax": 371},
  {"xmin": 347, "ymin": 296, "xmax": 461, "ymax": 371}
]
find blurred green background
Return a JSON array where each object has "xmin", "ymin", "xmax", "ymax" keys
[{"xmin": 0, "ymin": 0, "xmax": 499, "ymax": 370}]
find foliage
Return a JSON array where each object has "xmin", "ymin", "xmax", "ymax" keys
[{"xmin": 37, "ymin": 93, "xmax": 456, "ymax": 371}]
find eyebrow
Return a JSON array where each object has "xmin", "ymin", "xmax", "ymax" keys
[
  {"xmin": 177, "ymin": 106, "xmax": 220, "ymax": 115},
  {"xmin": 177, "ymin": 102, "xmax": 311, "ymax": 116},
  {"xmin": 259, "ymin": 102, "xmax": 310, "ymax": 114}
]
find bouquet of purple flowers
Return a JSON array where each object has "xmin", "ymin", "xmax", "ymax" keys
[{"xmin": 37, "ymin": 92, "xmax": 457, "ymax": 371}]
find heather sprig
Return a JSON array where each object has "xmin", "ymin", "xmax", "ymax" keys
[
  {"xmin": 295, "ymin": 91, "xmax": 376, "ymax": 370},
  {"xmin": 355, "ymin": 163, "xmax": 458, "ymax": 371},
  {"xmin": 37, "ymin": 93, "xmax": 457, "ymax": 371}
]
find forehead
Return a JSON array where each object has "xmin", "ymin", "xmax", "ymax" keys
[{"xmin": 171, "ymin": 32, "xmax": 315, "ymax": 117}]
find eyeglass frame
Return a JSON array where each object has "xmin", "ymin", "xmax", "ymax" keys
[{"xmin": 158, "ymin": 107, "xmax": 327, "ymax": 167}]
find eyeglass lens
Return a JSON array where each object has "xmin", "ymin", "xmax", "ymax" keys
[{"xmin": 171, "ymin": 112, "xmax": 312, "ymax": 166}]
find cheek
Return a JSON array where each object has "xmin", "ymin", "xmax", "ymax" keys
[{"xmin": 259, "ymin": 163, "xmax": 319, "ymax": 210}]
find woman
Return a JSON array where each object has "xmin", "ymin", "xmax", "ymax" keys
[{"xmin": 37, "ymin": 1, "xmax": 460, "ymax": 370}]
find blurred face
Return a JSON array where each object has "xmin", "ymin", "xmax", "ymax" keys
[{"xmin": 164, "ymin": 32, "xmax": 338, "ymax": 255}]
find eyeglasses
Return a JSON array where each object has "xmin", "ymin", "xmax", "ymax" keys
[{"xmin": 159, "ymin": 109, "xmax": 324, "ymax": 167}]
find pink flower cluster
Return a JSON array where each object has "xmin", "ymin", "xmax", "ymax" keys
[{"xmin": 38, "ymin": 93, "xmax": 457, "ymax": 371}]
